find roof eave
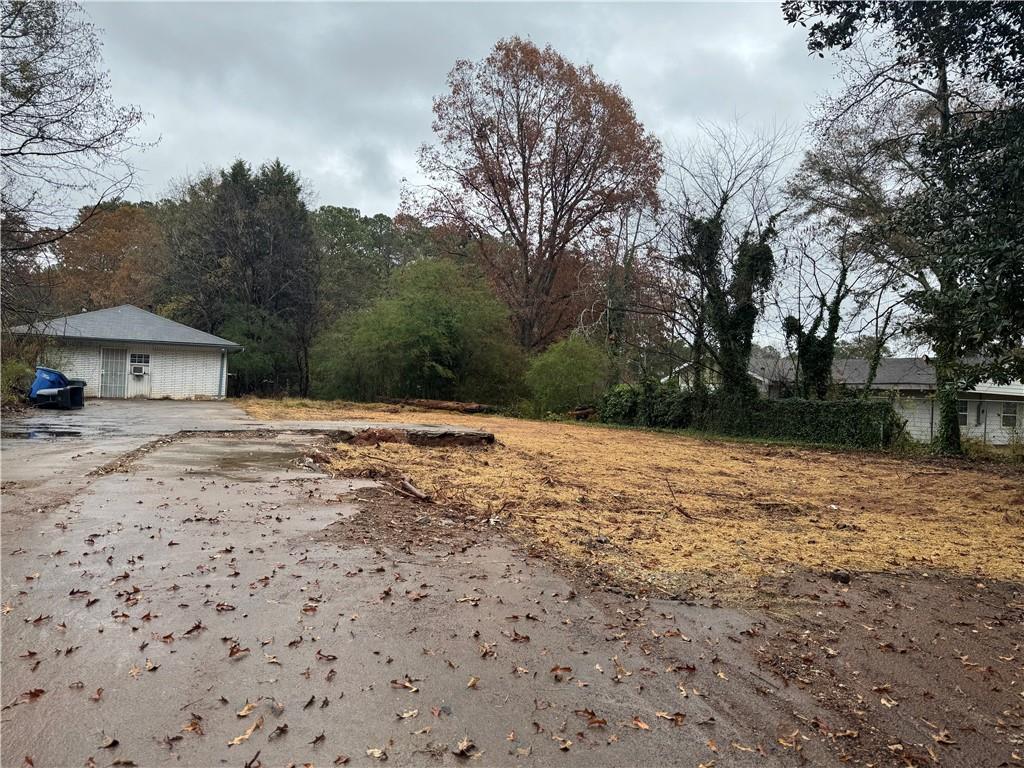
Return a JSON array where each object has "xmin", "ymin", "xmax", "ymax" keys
[{"xmin": 13, "ymin": 330, "xmax": 242, "ymax": 351}]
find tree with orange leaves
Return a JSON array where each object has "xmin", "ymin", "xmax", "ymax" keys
[
  {"xmin": 51, "ymin": 202, "xmax": 167, "ymax": 313},
  {"xmin": 414, "ymin": 37, "xmax": 662, "ymax": 351}
]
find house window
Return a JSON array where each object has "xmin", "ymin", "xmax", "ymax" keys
[
  {"xmin": 956, "ymin": 399, "xmax": 968, "ymax": 426},
  {"xmin": 130, "ymin": 353, "xmax": 150, "ymax": 365},
  {"xmin": 1002, "ymin": 402, "xmax": 1019, "ymax": 429}
]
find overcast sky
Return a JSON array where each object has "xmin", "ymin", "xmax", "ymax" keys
[{"xmin": 86, "ymin": 1, "xmax": 840, "ymax": 216}]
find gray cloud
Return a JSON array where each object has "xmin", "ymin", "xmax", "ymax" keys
[{"xmin": 86, "ymin": 1, "xmax": 838, "ymax": 215}]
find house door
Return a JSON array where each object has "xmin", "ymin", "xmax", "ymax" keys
[{"xmin": 100, "ymin": 348, "xmax": 127, "ymax": 398}]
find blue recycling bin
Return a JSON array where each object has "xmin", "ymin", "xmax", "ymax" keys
[{"xmin": 28, "ymin": 367, "xmax": 86, "ymax": 409}]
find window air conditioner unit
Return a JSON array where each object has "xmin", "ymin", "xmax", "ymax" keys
[{"xmin": 131, "ymin": 364, "xmax": 146, "ymax": 376}]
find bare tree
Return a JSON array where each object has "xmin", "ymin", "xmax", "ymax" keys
[
  {"xmin": 657, "ymin": 120, "xmax": 798, "ymax": 403},
  {"xmin": 565, "ymin": 203, "xmax": 676, "ymax": 376},
  {"xmin": 2, "ymin": 0, "xmax": 146, "ymax": 330}
]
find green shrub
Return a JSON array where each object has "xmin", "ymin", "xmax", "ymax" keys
[
  {"xmin": 704, "ymin": 395, "xmax": 900, "ymax": 448},
  {"xmin": 1, "ymin": 358, "xmax": 34, "ymax": 405},
  {"xmin": 599, "ymin": 380, "xmax": 694, "ymax": 429},
  {"xmin": 312, "ymin": 259, "xmax": 525, "ymax": 405},
  {"xmin": 599, "ymin": 383, "xmax": 899, "ymax": 449},
  {"xmin": 637, "ymin": 380, "xmax": 694, "ymax": 428},
  {"xmin": 525, "ymin": 336, "xmax": 610, "ymax": 415},
  {"xmin": 599, "ymin": 383, "xmax": 639, "ymax": 423}
]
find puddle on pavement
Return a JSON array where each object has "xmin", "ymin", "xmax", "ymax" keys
[
  {"xmin": 1, "ymin": 427, "xmax": 83, "ymax": 439},
  {"xmin": 213, "ymin": 447, "xmax": 307, "ymax": 473},
  {"xmin": 163, "ymin": 438, "xmax": 314, "ymax": 480}
]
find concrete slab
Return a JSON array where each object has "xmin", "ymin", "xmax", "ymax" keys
[
  {"xmin": 1, "ymin": 401, "xmax": 492, "ymax": 516},
  {"xmin": 1, "ymin": 400, "xmax": 259, "ymax": 516}
]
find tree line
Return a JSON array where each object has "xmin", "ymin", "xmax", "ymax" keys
[{"xmin": 3, "ymin": 1, "xmax": 1022, "ymax": 454}]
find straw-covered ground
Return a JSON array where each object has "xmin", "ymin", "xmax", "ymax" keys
[{"xmin": 245, "ymin": 398, "xmax": 1024, "ymax": 598}]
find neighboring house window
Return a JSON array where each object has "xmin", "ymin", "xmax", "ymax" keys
[
  {"xmin": 1002, "ymin": 402, "xmax": 1019, "ymax": 429},
  {"xmin": 957, "ymin": 399, "xmax": 968, "ymax": 426},
  {"xmin": 130, "ymin": 353, "xmax": 150, "ymax": 365}
]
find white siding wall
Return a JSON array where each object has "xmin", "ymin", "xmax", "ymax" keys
[
  {"xmin": 41, "ymin": 343, "xmax": 101, "ymax": 398},
  {"xmin": 42, "ymin": 342, "xmax": 226, "ymax": 399},
  {"xmin": 894, "ymin": 396, "xmax": 935, "ymax": 442},
  {"xmin": 961, "ymin": 397, "xmax": 1023, "ymax": 446},
  {"xmin": 891, "ymin": 394, "xmax": 1024, "ymax": 446},
  {"xmin": 144, "ymin": 344, "xmax": 223, "ymax": 399}
]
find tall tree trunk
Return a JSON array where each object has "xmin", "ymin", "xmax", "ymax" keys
[
  {"xmin": 933, "ymin": 317, "xmax": 962, "ymax": 454},
  {"xmin": 932, "ymin": 55, "xmax": 963, "ymax": 455},
  {"xmin": 934, "ymin": 374, "xmax": 962, "ymax": 454},
  {"xmin": 691, "ymin": 291, "xmax": 707, "ymax": 402},
  {"xmin": 861, "ymin": 311, "xmax": 892, "ymax": 397},
  {"xmin": 814, "ymin": 259, "xmax": 848, "ymax": 400},
  {"xmin": 296, "ymin": 342, "xmax": 310, "ymax": 397}
]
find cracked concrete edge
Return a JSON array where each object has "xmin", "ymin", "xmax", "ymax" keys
[{"xmin": 86, "ymin": 425, "xmax": 495, "ymax": 477}]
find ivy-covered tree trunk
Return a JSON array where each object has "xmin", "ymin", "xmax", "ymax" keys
[
  {"xmin": 716, "ymin": 228, "xmax": 775, "ymax": 404},
  {"xmin": 931, "ymin": 272, "xmax": 963, "ymax": 454},
  {"xmin": 860, "ymin": 312, "xmax": 892, "ymax": 397},
  {"xmin": 930, "ymin": 58, "xmax": 963, "ymax": 456},
  {"xmin": 691, "ymin": 287, "xmax": 708, "ymax": 403},
  {"xmin": 934, "ymin": 375, "xmax": 961, "ymax": 454},
  {"xmin": 785, "ymin": 257, "xmax": 848, "ymax": 401}
]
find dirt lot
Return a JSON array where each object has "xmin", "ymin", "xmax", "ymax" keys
[
  {"xmin": 240, "ymin": 399, "xmax": 1024, "ymax": 767},
  {"xmin": 245, "ymin": 399, "xmax": 1024, "ymax": 600}
]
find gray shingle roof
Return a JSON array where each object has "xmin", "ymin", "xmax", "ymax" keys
[
  {"xmin": 751, "ymin": 356, "xmax": 937, "ymax": 390},
  {"xmin": 832, "ymin": 358, "xmax": 935, "ymax": 389},
  {"xmin": 10, "ymin": 305, "xmax": 242, "ymax": 350},
  {"xmin": 748, "ymin": 352, "xmax": 796, "ymax": 384}
]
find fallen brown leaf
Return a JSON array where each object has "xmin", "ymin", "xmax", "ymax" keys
[
  {"xmin": 656, "ymin": 711, "xmax": 686, "ymax": 726},
  {"xmin": 452, "ymin": 736, "xmax": 476, "ymax": 758},
  {"xmin": 574, "ymin": 708, "xmax": 607, "ymax": 728},
  {"xmin": 390, "ymin": 676, "xmax": 419, "ymax": 693},
  {"xmin": 227, "ymin": 716, "xmax": 263, "ymax": 746},
  {"xmin": 549, "ymin": 665, "xmax": 572, "ymax": 682},
  {"xmin": 237, "ymin": 700, "xmax": 257, "ymax": 717},
  {"xmin": 17, "ymin": 689, "xmax": 45, "ymax": 704}
]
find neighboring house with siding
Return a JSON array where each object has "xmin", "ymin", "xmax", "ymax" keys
[
  {"xmin": 11, "ymin": 305, "xmax": 242, "ymax": 400},
  {"xmin": 751, "ymin": 356, "xmax": 1024, "ymax": 446}
]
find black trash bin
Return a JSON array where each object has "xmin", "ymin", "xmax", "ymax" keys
[{"xmin": 28, "ymin": 367, "xmax": 86, "ymax": 410}]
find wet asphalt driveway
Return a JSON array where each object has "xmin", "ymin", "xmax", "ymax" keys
[{"xmin": 1, "ymin": 401, "xmax": 848, "ymax": 766}]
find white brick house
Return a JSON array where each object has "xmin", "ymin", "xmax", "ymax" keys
[
  {"xmin": 752, "ymin": 356, "xmax": 1024, "ymax": 446},
  {"xmin": 890, "ymin": 378, "xmax": 1024, "ymax": 446},
  {"xmin": 12, "ymin": 305, "xmax": 242, "ymax": 400}
]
